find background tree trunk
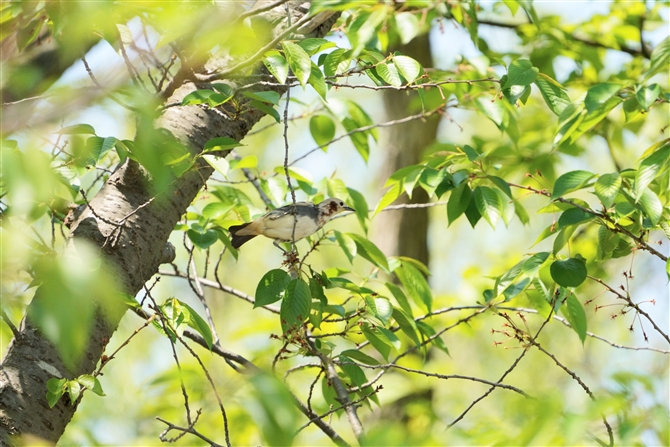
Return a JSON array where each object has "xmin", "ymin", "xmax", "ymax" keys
[
  {"xmin": 374, "ymin": 34, "xmax": 438, "ymax": 266},
  {"xmin": 0, "ymin": 6, "xmax": 338, "ymax": 445}
]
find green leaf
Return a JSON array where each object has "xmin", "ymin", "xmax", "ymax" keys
[
  {"xmin": 553, "ymin": 103, "xmax": 584, "ymax": 146},
  {"xmin": 635, "ymin": 143, "xmax": 670, "ymax": 199},
  {"xmin": 202, "ymin": 137, "xmax": 244, "ymax": 154},
  {"xmin": 347, "ymin": 187, "xmax": 369, "ymax": 232},
  {"xmin": 340, "ymin": 349, "xmax": 380, "ymax": 365},
  {"xmin": 522, "ymin": 252, "xmax": 550, "ymax": 276},
  {"xmin": 229, "ymin": 155, "xmax": 257, "ymax": 170},
  {"xmin": 394, "ymin": 12, "xmax": 420, "ymax": 44},
  {"xmin": 280, "ymin": 279, "xmax": 311, "ymax": 333},
  {"xmin": 255, "ymin": 269, "xmax": 291, "ymax": 307},
  {"xmin": 362, "ymin": 325, "xmax": 391, "ymax": 360},
  {"xmin": 636, "ymin": 84, "xmax": 661, "ymax": 111},
  {"xmin": 375, "ymin": 62, "xmax": 402, "ymax": 87},
  {"xmin": 644, "ymin": 36, "xmax": 670, "ymax": 81},
  {"xmin": 338, "ymin": 355, "xmax": 367, "ymax": 386},
  {"xmin": 503, "ymin": 59, "xmax": 538, "ymax": 89},
  {"xmin": 584, "ymin": 83, "xmax": 621, "ymax": 113},
  {"xmin": 298, "ymin": 38, "xmax": 335, "ymax": 55},
  {"xmin": 637, "ymin": 188, "xmax": 662, "ymax": 225},
  {"xmin": 67, "ymin": 380, "xmax": 82, "ymax": 404},
  {"xmin": 181, "ymin": 89, "xmax": 232, "ymax": 107},
  {"xmin": 178, "ymin": 300, "xmax": 214, "ymax": 350},
  {"xmin": 263, "ymin": 51, "xmax": 289, "ymax": 84},
  {"xmin": 557, "ymin": 208, "xmax": 594, "ymax": 229},
  {"xmin": 334, "ymin": 230, "xmax": 357, "ymax": 264},
  {"xmin": 364, "ymin": 296, "xmax": 393, "ymax": 325},
  {"xmin": 595, "ymin": 173, "xmax": 621, "ymax": 208},
  {"xmin": 563, "ymin": 294, "xmax": 587, "ymax": 344},
  {"xmin": 447, "ymin": 182, "xmax": 472, "ymax": 225},
  {"xmin": 392, "ymin": 307, "xmax": 421, "ymax": 346},
  {"xmin": 86, "ymin": 136, "xmax": 117, "ymax": 163},
  {"xmin": 393, "ymin": 55, "xmax": 421, "ymax": 83},
  {"xmin": 281, "ymin": 41, "xmax": 311, "ymax": 88},
  {"xmin": 56, "ymin": 124, "xmax": 96, "ymax": 135},
  {"xmin": 395, "ymin": 263, "xmax": 432, "ymax": 312},
  {"xmin": 551, "ymin": 170, "xmax": 595, "ymax": 199},
  {"xmin": 243, "ymin": 91, "xmax": 280, "ymax": 106},
  {"xmin": 347, "ymin": 233, "xmax": 389, "ymax": 272},
  {"xmin": 247, "ymin": 373, "xmax": 299, "ymax": 447},
  {"xmin": 46, "ymin": 378, "xmax": 67, "ymax": 408},
  {"xmin": 419, "ymin": 168, "xmax": 447, "ymax": 198},
  {"xmin": 341, "ymin": 117, "xmax": 370, "ymax": 162},
  {"xmin": 187, "ymin": 227, "xmax": 219, "ymax": 249},
  {"xmin": 76, "ymin": 374, "xmax": 105, "ymax": 396},
  {"xmin": 416, "ymin": 321, "xmax": 449, "ymax": 356},
  {"xmin": 534, "ymin": 73, "xmax": 570, "ymax": 116},
  {"xmin": 550, "ymin": 257, "xmax": 587, "ymax": 288},
  {"xmin": 323, "ymin": 48, "xmax": 350, "ymax": 77},
  {"xmin": 597, "ymin": 226, "xmax": 619, "ymax": 261},
  {"xmin": 308, "ymin": 62, "xmax": 328, "ymax": 100},
  {"xmin": 249, "ymin": 100, "xmax": 280, "ymax": 123},
  {"xmin": 309, "ymin": 114, "xmax": 336, "ymax": 149},
  {"xmin": 373, "ymin": 182, "xmax": 401, "ymax": 216},
  {"xmin": 474, "ymin": 186, "xmax": 502, "ymax": 228},
  {"xmin": 386, "ymin": 282, "xmax": 413, "ymax": 317}
]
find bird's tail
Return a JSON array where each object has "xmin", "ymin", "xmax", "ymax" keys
[{"xmin": 228, "ymin": 222, "xmax": 256, "ymax": 249}]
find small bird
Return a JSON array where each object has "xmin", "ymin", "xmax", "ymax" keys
[{"xmin": 228, "ymin": 198, "xmax": 354, "ymax": 250}]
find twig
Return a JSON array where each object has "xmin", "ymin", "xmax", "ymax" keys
[
  {"xmin": 1, "ymin": 309, "xmax": 19, "ymax": 338},
  {"xmin": 157, "ymin": 413, "xmax": 224, "ymax": 447}
]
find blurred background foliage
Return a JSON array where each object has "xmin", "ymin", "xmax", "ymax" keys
[{"xmin": 1, "ymin": 0, "xmax": 669, "ymax": 446}]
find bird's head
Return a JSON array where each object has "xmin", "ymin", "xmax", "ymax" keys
[{"xmin": 317, "ymin": 198, "xmax": 354, "ymax": 218}]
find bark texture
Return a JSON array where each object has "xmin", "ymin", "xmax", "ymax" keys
[
  {"xmin": 374, "ymin": 34, "xmax": 439, "ymax": 265},
  {"xmin": 0, "ymin": 4, "xmax": 339, "ymax": 445}
]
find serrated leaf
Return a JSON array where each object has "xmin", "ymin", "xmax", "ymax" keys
[
  {"xmin": 86, "ymin": 136, "xmax": 117, "ymax": 163},
  {"xmin": 636, "ymin": 84, "xmax": 661, "ymax": 111},
  {"xmin": 365, "ymin": 296, "xmax": 392, "ymax": 325},
  {"xmin": 338, "ymin": 355, "xmax": 367, "ymax": 386},
  {"xmin": 635, "ymin": 144, "xmax": 670, "ymax": 199},
  {"xmin": 264, "ymin": 51, "xmax": 289, "ymax": 84},
  {"xmin": 644, "ymin": 36, "xmax": 670, "ymax": 81},
  {"xmin": 182, "ymin": 89, "xmax": 232, "ymax": 107},
  {"xmin": 340, "ymin": 349, "xmax": 380, "ymax": 365},
  {"xmin": 298, "ymin": 38, "xmax": 335, "ymax": 55},
  {"xmin": 282, "ymin": 41, "xmax": 311, "ymax": 88},
  {"xmin": 557, "ymin": 208, "xmax": 594, "ymax": 229},
  {"xmin": 550, "ymin": 258, "xmax": 587, "ymax": 287},
  {"xmin": 386, "ymin": 282, "xmax": 413, "ymax": 317},
  {"xmin": 334, "ymin": 230, "xmax": 357, "ymax": 264},
  {"xmin": 323, "ymin": 48, "xmax": 350, "ymax": 77},
  {"xmin": 474, "ymin": 186, "xmax": 502, "ymax": 228},
  {"xmin": 308, "ymin": 62, "xmax": 328, "ymax": 100},
  {"xmin": 503, "ymin": 59, "xmax": 538, "ymax": 89},
  {"xmin": 376, "ymin": 62, "xmax": 402, "ymax": 87},
  {"xmin": 347, "ymin": 187, "xmax": 369, "ymax": 232},
  {"xmin": 395, "ymin": 263, "xmax": 432, "ymax": 312},
  {"xmin": 178, "ymin": 300, "xmax": 214, "ymax": 349},
  {"xmin": 554, "ymin": 103, "xmax": 584, "ymax": 146},
  {"xmin": 255, "ymin": 269, "xmax": 291, "ymax": 307},
  {"xmin": 393, "ymin": 55, "xmax": 421, "ymax": 83},
  {"xmin": 534, "ymin": 73, "xmax": 570, "ymax": 116},
  {"xmin": 447, "ymin": 182, "xmax": 472, "ymax": 225},
  {"xmin": 347, "ymin": 233, "xmax": 389, "ymax": 272},
  {"xmin": 637, "ymin": 188, "xmax": 662, "ymax": 225},
  {"xmin": 552, "ymin": 170, "xmax": 595, "ymax": 199},
  {"xmin": 585, "ymin": 83, "xmax": 621, "ymax": 113},
  {"xmin": 280, "ymin": 279, "xmax": 311, "ymax": 332},
  {"xmin": 595, "ymin": 173, "xmax": 621, "ymax": 208},
  {"xmin": 362, "ymin": 325, "xmax": 391, "ymax": 360},
  {"xmin": 563, "ymin": 294, "xmax": 587, "ymax": 344},
  {"xmin": 392, "ymin": 307, "xmax": 420, "ymax": 346},
  {"xmin": 243, "ymin": 91, "xmax": 280, "ymax": 105},
  {"xmin": 341, "ymin": 117, "xmax": 370, "ymax": 162}
]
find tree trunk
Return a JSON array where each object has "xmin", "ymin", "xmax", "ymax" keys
[
  {"xmin": 375, "ymin": 34, "xmax": 438, "ymax": 265},
  {"xmin": 0, "ymin": 5, "xmax": 339, "ymax": 445}
]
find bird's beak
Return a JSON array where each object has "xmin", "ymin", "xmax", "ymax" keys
[{"xmin": 344, "ymin": 205, "xmax": 355, "ymax": 212}]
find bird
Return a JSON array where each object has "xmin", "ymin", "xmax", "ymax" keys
[{"xmin": 228, "ymin": 198, "xmax": 354, "ymax": 250}]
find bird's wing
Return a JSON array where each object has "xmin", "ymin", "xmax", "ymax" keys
[{"xmin": 266, "ymin": 202, "xmax": 315, "ymax": 220}]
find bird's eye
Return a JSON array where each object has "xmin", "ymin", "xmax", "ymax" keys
[{"xmin": 339, "ymin": 201, "xmax": 344, "ymax": 206}]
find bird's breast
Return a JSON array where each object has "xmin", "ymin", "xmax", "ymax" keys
[{"xmin": 262, "ymin": 214, "xmax": 321, "ymax": 241}]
